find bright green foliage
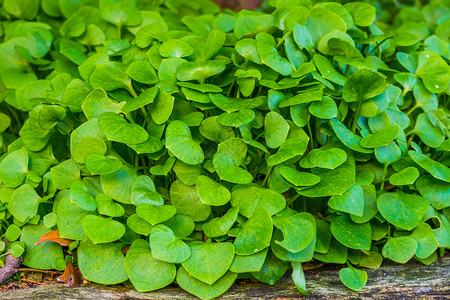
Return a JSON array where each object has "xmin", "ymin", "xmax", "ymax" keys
[{"xmin": 0, "ymin": 0, "xmax": 449, "ymax": 298}]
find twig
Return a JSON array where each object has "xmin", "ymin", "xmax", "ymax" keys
[
  {"xmin": 17, "ymin": 268, "xmax": 62, "ymax": 275},
  {"xmin": 21, "ymin": 278, "xmax": 45, "ymax": 285}
]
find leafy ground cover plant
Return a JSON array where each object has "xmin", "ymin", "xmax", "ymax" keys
[{"xmin": 0, "ymin": 0, "xmax": 449, "ymax": 298}]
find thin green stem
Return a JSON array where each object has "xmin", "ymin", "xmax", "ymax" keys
[
  {"xmin": 380, "ymin": 164, "xmax": 388, "ymax": 191},
  {"xmin": 367, "ymin": 38, "xmax": 389, "ymax": 56},
  {"xmin": 351, "ymin": 100, "xmax": 362, "ymax": 133},
  {"xmin": 307, "ymin": 122, "xmax": 314, "ymax": 149},
  {"xmin": 262, "ymin": 166, "xmax": 273, "ymax": 187},
  {"xmin": 406, "ymin": 104, "xmax": 419, "ymax": 116},
  {"xmin": 276, "ymin": 31, "xmax": 292, "ymax": 49}
]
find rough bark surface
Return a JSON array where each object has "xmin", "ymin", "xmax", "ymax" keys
[
  {"xmin": 1, "ymin": 255, "xmax": 448, "ymax": 299},
  {"xmin": 0, "ymin": 254, "xmax": 22, "ymax": 285}
]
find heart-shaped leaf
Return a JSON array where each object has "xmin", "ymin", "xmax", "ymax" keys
[
  {"xmin": 182, "ymin": 241, "xmax": 235, "ymax": 285},
  {"xmin": 150, "ymin": 224, "xmax": 191, "ymax": 264},
  {"xmin": 82, "ymin": 215, "xmax": 125, "ymax": 244},
  {"xmin": 196, "ymin": 175, "xmax": 231, "ymax": 206},
  {"xmin": 99, "ymin": 112, "xmax": 149, "ymax": 145}
]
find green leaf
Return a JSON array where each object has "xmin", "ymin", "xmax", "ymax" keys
[
  {"xmin": 234, "ymin": 206, "xmax": 273, "ymax": 255},
  {"xmin": 251, "ymin": 251, "xmax": 288, "ymax": 285},
  {"xmin": 150, "ymin": 224, "xmax": 191, "ymax": 263},
  {"xmin": 82, "ymin": 215, "xmax": 125, "ymax": 244},
  {"xmin": 344, "ymin": 2, "xmax": 376, "ymax": 26},
  {"xmin": 382, "ymin": 236, "xmax": 418, "ymax": 263},
  {"xmin": 291, "ymin": 262, "xmax": 308, "ymax": 296},
  {"xmin": 160, "ymin": 39, "xmax": 194, "ymax": 58},
  {"xmin": 305, "ymin": 7, "xmax": 347, "ymax": 43},
  {"xmin": 309, "ymin": 96, "xmax": 339, "ymax": 119},
  {"xmin": 95, "ymin": 194, "xmax": 124, "ymax": 217},
  {"xmin": 231, "ymin": 184, "xmax": 286, "ymax": 218},
  {"xmin": 213, "ymin": 138, "xmax": 253, "ymax": 184},
  {"xmin": 200, "ymin": 116, "xmax": 235, "ymax": 143},
  {"xmin": 330, "ymin": 215, "xmax": 371, "ymax": 250},
  {"xmin": 89, "ymin": 62, "xmax": 131, "ymax": 92},
  {"xmin": 166, "ymin": 120, "xmax": 204, "ymax": 165},
  {"xmin": 177, "ymin": 267, "xmax": 237, "ymax": 300},
  {"xmin": 257, "ymin": 40, "xmax": 293, "ymax": 76},
  {"xmin": 377, "ymin": 190, "xmax": 429, "ymax": 231},
  {"xmin": 131, "ymin": 175, "xmax": 164, "ymax": 206},
  {"xmin": 279, "ymin": 87, "xmax": 323, "ymax": 108},
  {"xmin": 229, "ymin": 248, "xmax": 268, "ymax": 273},
  {"xmin": 273, "ymin": 212, "xmax": 316, "ymax": 253},
  {"xmin": 264, "ymin": 112, "xmax": 290, "ymax": 149},
  {"xmin": 328, "ymin": 185, "xmax": 364, "ymax": 217},
  {"xmin": 78, "ymin": 237, "xmax": 128, "ymax": 284},
  {"xmin": 57, "ymin": 195, "xmax": 94, "ymax": 240},
  {"xmin": 203, "ymin": 207, "xmax": 239, "ymax": 238},
  {"xmin": 182, "ymin": 241, "xmax": 235, "ymax": 285},
  {"xmin": 415, "ymin": 176, "xmax": 449, "ymax": 210},
  {"xmin": 136, "ymin": 204, "xmax": 176, "ymax": 226},
  {"xmin": 415, "ymin": 50, "xmax": 450, "ymax": 93},
  {"xmin": 309, "ymin": 147, "xmax": 347, "ymax": 169},
  {"xmin": 298, "ymin": 159, "xmax": 355, "ymax": 197},
  {"xmin": 409, "ymin": 150, "xmax": 450, "ymax": 183},
  {"xmin": 343, "ymin": 69, "xmax": 386, "ymax": 103},
  {"xmin": 101, "ymin": 165, "xmax": 138, "ymax": 204},
  {"xmin": 72, "ymin": 136, "xmax": 107, "ymax": 164},
  {"xmin": 125, "ymin": 239, "xmax": 176, "ymax": 292},
  {"xmin": 5, "ymin": 224, "xmax": 21, "ymax": 242},
  {"xmin": 99, "ymin": 112, "xmax": 149, "ymax": 145},
  {"xmin": 123, "ymin": 87, "xmax": 158, "ymax": 113},
  {"xmin": 414, "ymin": 113, "xmax": 445, "ymax": 148},
  {"xmin": 196, "ymin": 175, "xmax": 231, "ymax": 206},
  {"xmin": 235, "ymin": 38, "xmax": 261, "ymax": 64},
  {"xmin": 0, "ymin": 150, "xmax": 28, "ymax": 188},
  {"xmin": 70, "ymin": 180, "xmax": 97, "ymax": 211},
  {"xmin": 411, "ymin": 223, "xmax": 439, "ymax": 259},
  {"xmin": 20, "ymin": 222, "xmax": 63, "ymax": 269},
  {"xmin": 360, "ymin": 125, "xmax": 399, "ymax": 148},
  {"xmin": 339, "ymin": 265, "xmax": 368, "ymax": 291},
  {"xmin": 217, "ymin": 109, "xmax": 256, "ymax": 128},
  {"xmin": 234, "ymin": 12, "xmax": 274, "ymax": 39},
  {"xmin": 101, "ymin": 0, "xmax": 142, "ymax": 27},
  {"xmin": 85, "ymin": 154, "xmax": 123, "ymax": 175},
  {"xmin": 170, "ymin": 180, "xmax": 211, "ymax": 222},
  {"xmin": 82, "ymin": 88, "xmax": 123, "ymax": 120},
  {"xmin": 126, "ymin": 214, "xmax": 152, "ymax": 236},
  {"xmin": 177, "ymin": 61, "xmax": 226, "ymax": 84},
  {"xmin": 279, "ymin": 167, "xmax": 321, "ymax": 187},
  {"xmin": 329, "ymin": 118, "xmax": 373, "ymax": 154},
  {"xmin": 389, "ymin": 167, "xmax": 420, "ymax": 186},
  {"xmin": 126, "ymin": 61, "xmax": 158, "ymax": 84},
  {"xmin": 293, "ymin": 24, "xmax": 313, "ymax": 52},
  {"xmin": 8, "ymin": 184, "xmax": 40, "ymax": 223}
]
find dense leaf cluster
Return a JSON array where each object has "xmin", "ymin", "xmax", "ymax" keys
[{"xmin": 0, "ymin": 0, "xmax": 449, "ymax": 298}]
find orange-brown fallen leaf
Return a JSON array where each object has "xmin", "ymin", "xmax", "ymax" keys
[
  {"xmin": 35, "ymin": 230, "xmax": 73, "ymax": 247},
  {"xmin": 57, "ymin": 262, "xmax": 81, "ymax": 288}
]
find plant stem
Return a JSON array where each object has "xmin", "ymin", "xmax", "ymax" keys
[
  {"xmin": 307, "ymin": 122, "xmax": 314, "ymax": 149},
  {"xmin": 276, "ymin": 31, "xmax": 292, "ymax": 49},
  {"xmin": 406, "ymin": 104, "xmax": 419, "ymax": 116},
  {"xmin": 262, "ymin": 166, "xmax": 273, "ymax": 187},
  {"xmin": 380, "ymin": 163, "xmax": 388, "ymax": 191},
  {"xmin": 351, "ymin": 100, "xmax": 362, "ymax": 133}
]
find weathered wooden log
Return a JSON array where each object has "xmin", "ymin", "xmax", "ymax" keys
[
  {"xmin": 0, "ymin": 255, "xmax": 450, "ymax": 300},
  {"xmin": 1, "ymin": 255, "xmax": 448, "ymax": 299}
]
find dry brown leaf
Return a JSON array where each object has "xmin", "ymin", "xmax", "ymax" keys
[
  {"xmin": 35, "ymin": 230, "xmax": 73, "ymax": 247},
  {"xmin": 57, "ymin": 262, "xmax": 81, "ymax": 288}
]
